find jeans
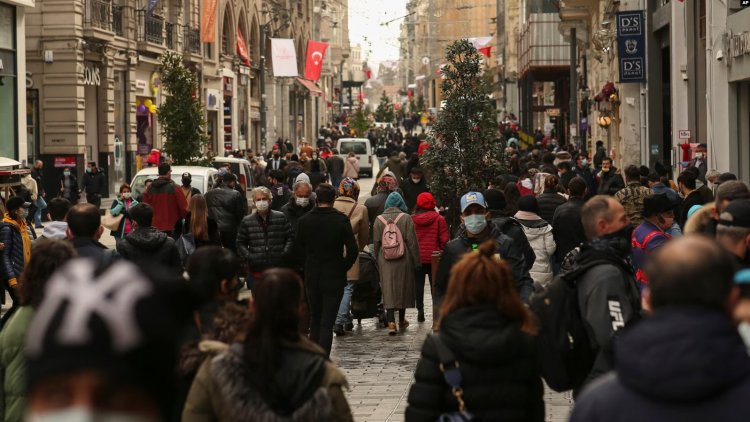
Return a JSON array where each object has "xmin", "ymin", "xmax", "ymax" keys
[
  {"xmin": 335, "ymin": 282, "xmax": 354, "ymax": 326},
  {"xmin": 415, "ymin": 264, "xmax": 432, "ymax": 312},
  {"xmin": 33, "ymin": 196, "xmax": 47, "ymax": 227},
  {"xmin": 331, "ymin": 176, "xmax": 343, "ymax": 191},
  {"xmin": 307, "ymin": 287, "xmax": 344, "ymax": 358}
]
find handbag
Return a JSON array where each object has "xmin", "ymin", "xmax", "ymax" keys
[
  {"xmin": 101, "ymin": 209, "xmax": 124, "ymax": 231},
  {"xmin": 431, "ymin": 333, "xmax": 475, "ymax": 422}
]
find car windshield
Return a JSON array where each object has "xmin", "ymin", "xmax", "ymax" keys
[
  {"xmin": 212, "ymin": 162, "xmax": 239, "ymax": 174},
  {"xmin": 131, "ymin": 175, "xmax": 205, "ymax": 196},
  {"xmin": 340, "ymin": 142, "xmax": 367, "ymax": 155}
]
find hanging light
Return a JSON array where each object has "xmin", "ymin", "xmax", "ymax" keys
[{"xmin": 598, "ymin": 115, "xmax": 612, "ymax": 128}]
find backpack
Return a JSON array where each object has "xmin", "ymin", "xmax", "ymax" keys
[
  {"xmin": 529, "ymin": 256, "xmax": 611, "ymax": 392},
  {"xmin": 631, "ymin": 229, "xmax": 671, "ymax": 286},
  {"xmin": 377, "ymin": 213, "xmax": 405, "ymax": 260}
]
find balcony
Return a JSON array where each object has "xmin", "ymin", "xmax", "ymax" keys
[
  {"xmin": 183, "ymin": 26, "xmax": 201, "ymax": 56},
  {"xmin": 84, "ymin": 0, "xmax": 115, "ymax": 41},
  {"xmin": 166, "ymin": 22, "xmax": 174, "ymax": 49},
  {"xmin": 112, "ymin": 5, "xmax": 123, "ymax": 36},
  {"xmin": 518, "ymin": 13, "xmax": 571, "ymax": 78},
  {"xmin": 137, "ymin": 11, "xmax": 167, "ymax": 54}
]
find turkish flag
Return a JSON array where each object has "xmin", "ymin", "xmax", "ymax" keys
[
  {"xmin": 304, "ymin": 40, "xmax": 328, "ymax": 81},
  {"xmin": 237, "ymin": 29, "xmax": 251, "ymax": 66},
  {"xmin": 478, "ymin": 46, "xmax": 492, "ymax": 58}
]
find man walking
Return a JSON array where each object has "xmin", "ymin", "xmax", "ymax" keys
[
  {"xmin": 116, "ymin": 203, "xmax": 182, "ymax": 276},
  {"xmin": 614, "ymin": 165, "xmax": 653, "ymax": 226},
  {"xmin": 326, "ymin": 149, "xmax": 345, "ymax": 191},
  {"xmin": 81, "ymin": 161, "xmax": 106, "ymax": 209},
  {"xmin": 552, "ymin": 176, "xmax": 588, "ymax": 262},
  {"xmin": 30, "ymin": 160, "xmax": 46, "ymax": 228},
  {"xmin": 632, "ymin": 194, "xmax": 675, "ymax": 289},
  {"xmin": 143, "ymin": 163, "xmax": 187, "ymax": 235},
  {"xmin": 205, "ymin": 172, "xmax": 247, "ymax": 251},
  {"xmin": 295, "ymin": 184, "xmax": 358, "ymax": 357}
]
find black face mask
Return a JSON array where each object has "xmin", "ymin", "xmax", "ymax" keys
[
  {"xmin": 600, "ymin": 224, "xmax": 634, "ymax": 257},
  {"xmin": 273, "ymin": 154, "xmax": 280, "ymax": 159},
  {"xmin": 182, "ymin": 178, "xmax": 191, "ymax": 186}
]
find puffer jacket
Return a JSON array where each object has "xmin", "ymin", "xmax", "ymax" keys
[
  {"xmin": 0, "ymin": 306, "xmax": 34, "ymax": 422},
  {"xmin": 204, "ymin": 185, "xmax": 247, "ymax": 232},
  {"xmin": 236, "ymin": 211, "xmax": 293, "ymax": 271},
  {"xmin": 514, "ymin": 212, "xmax": 556, "ymax": 287},
  {"xmin": 182, "ymin": 339, "xmax": 353, "ymax": 422},
  {"xmin": 0, "ymin": 217, "xmax": 29, "ymax": 285},
  {"xmin": 116, "ymin": 227, "xmax": 182, "ymax": 275},
  {"xmin": 536, "ymin": 189, "xmax": 567, "ymax": 223},
  {"xmin": 281, "ymin": 197, "xmax": 316, "ymax": 271},
  {"xmin": 143, "ymin": 176, "xmax": 187, "ymax": 232},
  {"xmin": 406, "ymin": 305, "xmax": 544, "ymax": 421},
  {"xmin": 412, "ymin": 210, "xmax": 449, "ymax": 264}
]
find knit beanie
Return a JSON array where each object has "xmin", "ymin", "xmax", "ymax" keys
[
  {"xmin": 483, "ymin": 189, "xmax": 506, "ymax": 211},
  {"xmin": 517, "ymin": 195, "xmax": 539, "ymax": 214}
]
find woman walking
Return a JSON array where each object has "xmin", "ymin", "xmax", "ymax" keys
[
  {"xmin": 342, "ymin": 152, "xmax": 360, "ymax": 180},
  {"xmin": 110, "ymin": 183, "xmax": 138, "ymax": 239},
  {"xmin": 406, "ymin": 240, "xmax": 543, "ymax": 421},
  {"xmin": 373, "ymin": 192, "xmax": 420, "ymax": 335},
  {"xmin": 182, "ymin": 269, "xmax": 353, "ymax": 421},
  {"xmin": 514, "ymin": 195, "xmax": 555, "ymax": 287},
  {"xmin": 58, "ymin": 167, "xmax": 79, "ymax": 204},
  {"xmin": 411, "ymin": 192, "xmax": 448, "ymax": 323},
  {"xmin": 174, "ymin": 194, "xmax": 221, "ymax": 249}
]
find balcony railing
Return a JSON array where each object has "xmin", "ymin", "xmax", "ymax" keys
[
  {"xmin": 166, "ymin": 22, "xmax": 174, "ymax": 49},
  {"xmin": 85, "ymin": 0, "xmax": 112, "ymax": 31},
  {"xmin": 518, "ymin": 13, "xmax": 571, "ymax": 76},
  {"xmin": 137, "ymin": 11, "xmax": 164, "ymax": 44},
  {"xmin": 183, "ymin": 26, "xmax": 201, "ymax": 54},
  {"xmin": 112, "ymin": 5, "xmax": 123, "ymax": 36}
]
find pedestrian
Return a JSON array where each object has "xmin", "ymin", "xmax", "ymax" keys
[
  {"xmin": 573, "ymin": 154, "xmax": 597, "ymax": 198},
  {"xmin": 647, "ymin": 171, "xmax": 681, "ymax": 205},
  {"xmin": 400, "ymin": 167, "xmax": 429, "ymax": 212},
  {"xmin": 0, "ymin": 239, "xmax": 76, "ymax": 422},
  {"xmin": 182, "ymin": 268, "xmax": 353, "ymax": 421},
  {"xmin": 143, "ymin": 163, "xmax": 188, "ymax": 235},
  {"xmin": 631, "ymin": 194, "xmax": 675, "ymax": 290},
  {"xmin": 281, "ymin": 179, "xmax": 316, "ymax": 237},
  {"xmin": 536, "ymin": 174, "xmax": 567, "ymax": 223},
  {"xmin": 66, "ymin": 203, "xmax": 117, "ymax": 262},
  {"xmin": 614, "ymin": 165, "xmax": 654, "ymax": 226},
  {"xmin": 305, "ymin": 152, "xmax": 328, "ymax": 190},
  {"xmin": 596, "ymin": 158, "xmax": 625, "ymax": 196},
  {"xmin": 20, "ymin": 172, "xmax": 39, "ymax": 229},
  {"xmin": 365, "ymin": 174, "xmax": 398, "ymax": 241},
  {"xmin": 503, "ymin": 182, "xmax": 521, "ymax": 216},
  {"xmin": 266, "ymin": 145, "xmax": 287, "ymax": 173},
  {"xmin": 204, "ymin": 172, "xmax": 246, "ymax": 252},
  {"xmin": 109, "ymin": 183, "xmax": 138, "ymax": 239},
  {"xmin": 173, "ymin": 194, "xmax": 221, "ymax": 249},
  {"xmin": 676, "ymin": 170, "xmax": 705, "ymax": 229},
  {"xmin": 267, "ymin": 170, "xmax": 291, "ymax": 211},
  {"xmin": 381, "ymin": 151, "xmax": 406, "ymax": 183},
  {"xmin": 0, "ymin": 197, "xmax": 33, "ymax": 320},
  {"xmin": 557, "ymin": 161, "xmax": 575, "ymax": 190},
  {"xmin": 327, "ymin": 149, "xmax": 345, "ymax": 189},
  {"xmin": 514, "ymin": 196, "xmax": 556, "ymax": 287},
  {"xmin": 58, "ymin": 167, "xmax": 79, "ymax": 204},
  {"xmin": 236, "ymin": 187, "xmax": 293, "ymax": 291},
  {"xmin": 373, "ymin": 192, "xmax": 420, "ymax": 335},
  {"xmin": 571, "ymin": 236, "xmax": 750, "ymax": 422},
  {"xmin": 295, "ymin": 184, "xmax": 358, "ymax": 357},
  {"xmin": 179, "ymin": 172, "xmax": 201, "ymax": 205},
  {"xmin": 30, "ymin": 160, "xmax": 46, "ymax": 229},
  {"xmin": 405, "ymin": 240, "xmax": 544, "ymax": 422},
  {"xmin": 593, "ymin": 140, "xmax": 607, "ymax": 170},
  {"xmin": 333, "ymin": 178, "xmax": 369, "ymax": 336},
  {"xmin": 136, "ymin": 178, "xmax": 152, "ymax": 203},
  {"xmin": 411, "ymin": 192, "xmax": 449, "ymax": 323},
  {"xmin": 689, "ymin": 143, "xmax": 708, "ymax": 182},
  {"xmin": 552, "ymin": 177, "xmax": 587, "ymax": 262},
  {"xmin": 36, "ymin": 198, "xmax": 71, "ymax": 242},
  {"xmin": 484, "ymin": 188, "xmax": 536, "ymax": 272},
  {"xmin": 716, "ymin": 199, "xmax": 750, "ymax": 268},
  {"xmin": 342, "ymin": 152, "xmax": 360, "ymax": 180},
  {"xmin": 116, "ymin": 203, "xmax": 182, "ymax": 277},
  {"xmin": 81, "ymin": 161, "xmax": 106, "ymax": 209}
]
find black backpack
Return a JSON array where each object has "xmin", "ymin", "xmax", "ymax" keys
[{"xmin": 530, "ymin": 256, "xmax": 610, "ymax": 392}]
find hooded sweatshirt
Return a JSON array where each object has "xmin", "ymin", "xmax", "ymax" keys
[
  {"xmin": 116, "ymin": 227, "xmax": 181, "ymax": 275},
  {"xmin": 514, "ymin": 211, "xmax": 555, "ymax": 286},
  {"xmin": 412, "ymin": 211, "xmax": 449, "ymax": 264},
  {"xmin": 38, "ymin": 221, "xmax": 68, "ymax": 241}
]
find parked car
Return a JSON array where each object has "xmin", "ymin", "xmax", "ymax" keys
[
  {"xmin": 336, "ymin": 137, "xmax": 373, "ymax": 177},
  {"xmin": 130, "ymin": 166, "xmax": 218, "ymax": 198},
  {"xmin": 212, "ymin": 157, "xmax": 255, "ymax": 204}
]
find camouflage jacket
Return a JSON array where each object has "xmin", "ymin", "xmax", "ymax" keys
[{"xmin": 614, "ymin": 182, "xmax": 654, "ymax": 226}]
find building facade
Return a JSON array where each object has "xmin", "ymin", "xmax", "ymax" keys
[{"xmin": 1, "ymin": 0, "xmax": 30, "ymax": 163}]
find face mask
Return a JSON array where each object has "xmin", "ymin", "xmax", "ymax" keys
[
  {"xmin": 19, "ymin": 209, "xmax": 28, "ymax": 219},
  {"xmin": 255, "ymin": 200, "xmax": 270, "ymax": 212},
  {"xmin": 582, "ymin": 159, "xmax": 588, "ymax": 167},
  {"xmin": 602, "ymin": 224, "xmax": 634, "ymax": 257},
  {"xmin": 28, "ymin": 407, "xmax": 150, "ymax": 422},
  {"xmin": 85, "ymin": 168, "xmax": 92, "ymax": 173},
  {"xmin": 64, "ymin": 171, "xmax": 71, "ymax": 177},
  {"xmin": 295, "ymin": 197, "xmax": 310, "ymax": 207},
  {"xmin": 411, "ymin": 177, "xmax": 421, "ymax": 184},
  {"xmin": 695, "ymin": 153, "xmax": 705, "ymax": 160},
  {"xmin": 601, "ymin": 167, "xmax": 610, "ymax": 173},
  {"xmin": 122, "ymin": 192, "xmax": 132, "ymax": 199},
  {"xmin": 463, "ymin": 214, "xmax": 487, "ymax": 235}
]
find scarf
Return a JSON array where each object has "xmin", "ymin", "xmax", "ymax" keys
[{"xmin": 3, "ymin": 214, "xmax": 32, "ymax": 272}]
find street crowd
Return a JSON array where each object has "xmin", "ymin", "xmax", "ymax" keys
[{"xmin": 0, "ymin": 125, "xmax": 749, "ymax": 421}]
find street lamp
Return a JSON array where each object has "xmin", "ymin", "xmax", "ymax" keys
[{"xmin": 339, "ymin": 52, "xmax": 349, "ymax": 119}]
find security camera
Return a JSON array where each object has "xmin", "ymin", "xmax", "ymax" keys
[{"xmin": 716, "ymin": 49, "xmax": 724, "ymax": 61}]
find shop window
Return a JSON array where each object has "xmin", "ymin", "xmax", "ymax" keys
[
  {"xmin": 699, "ymin": 0, "xmax": 706, "ymax": 43},
  {"xmin": 0, "ymin": 4, "xmax": 17, "ymax": 160}
]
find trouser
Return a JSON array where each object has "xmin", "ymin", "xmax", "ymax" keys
[
  {"xmin": 335, "ymin": 282, "xmax": 355, "ymax": 326},
  {"xmin": 377, "ymin": 157, "xmax": 387, "ymax": 169},
  {"xmin": 386, "ymin": 308, "xmax": 406, "ymax": 324},
  {"xmin": 331, "ymin": 176, "xmax": 342, "ymax": 190},
  {"xmin": 86, "ymin": 194, "xmax": 101, "ymax": 209},
  {"xmin": 33, "ymin": 196, "xmax": 47, "ymax": 227},
  {"xmin": 306, "ymin": 287, "xmax": 344, "ymax": 358},
  {"xmin": 415, "ymin": 264, "xmax": 433, "ymax": 313},
  {"xmin": 220, "ymin": 230, "xmax": 237, "ymax": 253},
  {"xmin": 0, "ymin": 283, "xmax": 19, "ymax": 329}
]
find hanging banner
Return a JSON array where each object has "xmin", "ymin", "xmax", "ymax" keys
[
  {"xmin": 467, "ymin": 37, "xmax": 492, "ymax": 50},
  {"xmin": 304, "ymin": 40, "xmax": 328, "ymax": 81},
  {"xmin": 237, "ymin": 28, "xmax": 251, "ymax": 66},
  {"xmin": 271, "ymin": 39, "xmax": 298, "ymax": 77},
  {"xmin": 200, "ymin": 0, "xmax": 218, "ymax": 43},
  {"xmin": 616, "ymin": 11, "xmax": 647, "ymax": 83},
  {"xmin": 478, "ymin": 46, "xmax": 492, "ymax": 58}
]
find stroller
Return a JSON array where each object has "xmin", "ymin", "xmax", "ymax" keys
[{"xmin": 351, "ymin": 249, "xmax": 387, "ymax": 327}]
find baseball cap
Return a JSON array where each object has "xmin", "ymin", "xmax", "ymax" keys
[
  {"xmin": 718, "ymin": 199, "xmax": 750, "ymax": 228},
  {"xmin": 460, "ymin": 192, "xmax": 486, "ymax": 213},
  {"xmin": 6, "ymin": 196, "xmax": 31, "ymax": 213}
]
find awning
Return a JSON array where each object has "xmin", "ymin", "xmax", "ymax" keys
[{"xmin": 296, "ymin": 78, "xmax": 323, "ymax": 97}]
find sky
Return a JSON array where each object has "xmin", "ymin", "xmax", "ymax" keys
[{"xmin": 348, "ymin": 0, "xmax": 408, "ymax": 76}]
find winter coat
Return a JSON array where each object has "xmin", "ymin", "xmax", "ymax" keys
[
  {"xmin": 399, "ymin": 178, "xmax": 430, "ymax": 212},
  {"xmin": 204, "ymin": 185, "xmax": 247, "ymax": 232},
  {"xmin": 596, "ymin": 169, "xmax": 625, "ymax": 196},
  {"xmin": 82, "ymin": 170, "xmax": 106, "ymax": 196},
  {"xmin": 30, "ymin": 168, "xmax": 44, "ymax": 197},
  {"xmin": 412, "ymin": 210, "xmax": 449, "ymax": 265},
  {"xmin": 373, "ymin": 207, "xmax": 420, "ymax": 309},
  {"xmin": 36, "ymin": 221, "xmax": 68, "ymax": 242},
  {"xmin": 326, "ymin": 155, "xmax": 345, "ymax": 180},
  {"xmin": 0, "ymin": 217, "xmax": 30, "ymax": 286},
  {"xmin": 143, "ymin": 176, "xmax": 188, "ymax": 232},
  {"xmin": 333, "ymin": 197, "xmax": 369, "ymax": 281},
  {"xmin": 614, "ymin": 182, "xmax": 653, "ymax": 227},
  {"xmin": 59, "ymin": 174, "xmax": 80, "ymax": 203},
  {"xmin": 281, "ymin": 197, "xmax": 316, "ymax": 272},
  {"xmin": 109, "ymin": 197, "xmax": 138, "ymax": 239},
  {"xmin": 236, "ymin": 211, "xmax": 293, "ymax": 272},
  {"xmin": 536, "ymin": 189, "xmax": 567, "ymax": 223},
  {"xmin": 572, "ymin": 165, "xmax": 596, "ymax": 199},
  {"xmin": 679, "ymin": 190, "xmax": 707, "ymax": 230},
  {"xmin": 381, "ymin": 157, "xmax": 406, "ymax": 182},
  {"xmin": 571, "ymin": 309, "xmax": 750, "ymax": 422},
  {"xmin": 342, "ymin": 157, "xmax": 359, "ymax": 179},
  {"xmin": 406, "ymin": 306, "xmax": 544, "ymax": 422},
  {"xmin": 182, "ymin": 339, "xmax": 353, "ymax": 422},
  {"xmin": 295, "ymin": 207, "xmax": 358, "ymax": 294},
  {"xmin": 514, "ymin": 212, "xmax": 556, "ymax": 287},
  {"xmin": 489, "ymin": 213, "xmax": 536, "ymax": 273},
  {"xmin": 116, "ymin": 227, "xmax": 182, "ymax": 275},
  {"xmin": 70, "ymin": 237, "xmax": 116, "ymax": 263},
  {"xmin": 0, "ymin": 306, "xmax": 34, "ymax": 422},
  {"xmin": 173, "ymin": 213, "xmax": 222, "ymax": 249},
  {"xmin": 551, "ymin": 197, "xmax": 586, "ymax": 261}
]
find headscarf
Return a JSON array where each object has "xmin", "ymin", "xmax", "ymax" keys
[
  {"xmin": 295, "ymin": 173, "xmax": 311, "ymax": 185},
  {"xmin": 384, "ymin": 192, "xmax": 408, "ymax": 213},
  {"xmin": 338, "ymin": 178, "xmax": 360, "ymax": 199},
  {"xmin": 377, "ymin": 175, "xmax": 398, "ymax": 193}
]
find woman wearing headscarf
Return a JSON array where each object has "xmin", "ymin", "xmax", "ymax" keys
[
  {"xmin": 332, "ymin": 178, "xmax": 369, "ymax": 335},
  {"xmin": 373, "ymin": 192, "xmax": 420, "ymax": 335}
]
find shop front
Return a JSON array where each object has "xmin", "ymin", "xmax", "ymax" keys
[
  {"xmin": 134, "ymin": 70, "xmax": 161, "ymax": 162},
  {"xmin": 727, "ymin": 8, "xmax": 750, "ymax": 182},
  {"xmin": 0, "ymin": 0, "xmax": 29, "ymax": 162}
]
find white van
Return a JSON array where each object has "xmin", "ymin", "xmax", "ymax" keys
[
  {"xmin": 337, "ymin": 138, "xmax": 373, "ymax": 177},
  {"xmin": 130, "ymin": 166, "xmax": 218, "ymax": 199}
]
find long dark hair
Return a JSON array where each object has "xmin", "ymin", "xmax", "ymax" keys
[
  {"xmin": 243, "ymin": 268, "xmax": 304, "ymax": 383},
  {"xmin": 20, "ymin": 240, "xmax": 77, "ymax": 307}
]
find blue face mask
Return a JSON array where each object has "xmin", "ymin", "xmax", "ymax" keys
[{"xmin": 463, "ymin": 214, "xmax": 487, "ymax": 235}]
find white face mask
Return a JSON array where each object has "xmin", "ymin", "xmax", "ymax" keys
[
  {"xmin": 28, "ymin": 408, "xmax": 152, "ymax": 422},
  {"xmin": 255, "ymin": 200, "xmax": 270, "ymax": 212},
  {"xmin": 295, "ymin": 197, "xmax": 310, "ymax": 207},
  {"xmin": 411, "ymin": 177, "xmax": 421, "ymax": 184},
  {"xmin": 122, "ymin": 192, "xmax": 132, "ymax": 199}
]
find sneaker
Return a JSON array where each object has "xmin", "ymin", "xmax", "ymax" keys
[
  {"xmin": 333, "ymin": 324, "xmax": 345, "ymax": 336},
  {"xmin": 345, "ymin": 322, "xmax": 354, "ymax": 331},
  {"xmin": 388, "ymin": 322, "xmax": 397, "ymax": 335},
  {"xmin": 399, "ymin": 319, "xmax": 410, "ymax": 330},
  {"xmin": 417, "ymin": 311, "xmax": 425, "ymax": 322}
]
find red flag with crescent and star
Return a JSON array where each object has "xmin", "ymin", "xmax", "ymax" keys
[{"xmin": 304, "ymin": 40, "xmax": 329, "ymax": 81}]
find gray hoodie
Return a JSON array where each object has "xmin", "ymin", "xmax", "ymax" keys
[{"xmin": 38, "ymin": 221, "xmax": 68, "ymax": 241}]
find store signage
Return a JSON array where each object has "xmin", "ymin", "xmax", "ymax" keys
[
  {"xmin": 82, "ymin": 65, "xmax": 101, "ymax": 86},
  {"xmin": 546, "ymin": 108, "xmax": 561, "ymax": 117},
  {"xmin": 26, "ymin": 71, "xmax": 32, "ymax": 88},
  {"xmin": 731, "ymin": 31, "xmax": 750, "ymax": 59},
  {"xmin": 54, "ymin": 157, "xmax": 77, "ymax": 168},
  {"xmin": 136, "ymin": 79, "xmax": 148, "ymax": 91},
  {"xmin": 679, "ymin": 130, "xmax": 691, "ymax": 139},
  {"xmin": 616, "ymin": 11, "xmax": 647, "ymax": 83},
  {"xmin": 206, "ymin": 89, "xmax": 221, "ymax": 110}
]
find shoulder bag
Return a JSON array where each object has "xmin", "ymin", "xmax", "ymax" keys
[{"xmin": 431, "ymin": 333, "xmax": 475, "ymax": 422}]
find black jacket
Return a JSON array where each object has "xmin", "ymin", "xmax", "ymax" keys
[
  {"xmin": 678, "ymin": 190, "xmax": 705, "ymax": 229},
  {"xmin": 82, "ymin": 170, "xmax": 106, "ymax": 196},
  {"xmin": 116, "ymin": 227, "xmax": 182, "ymax": 275},
  {"xmin": 236, "ymin": 211, "xmax": 293, "ymax": 271},
  {"xmin": 31, "ymin": 168, "xmax": 44, "ymax": 196},
  {"xmin": 551, "ymin": 197, "xmax": 586, "ymax": 261},
  {"xmin": 59, "ymin": 174, "xmax": 80, "ymax": 203},
  {"xmin": 489, "ymin": 212, "xmax": 536, "ymax": 272},
  {"xmin": 204, "ymin": 184, "xmax": 247, "ymax": 232},
  {"xmin": 70, "ymin": 237, "xmax": 117, "ymax": 263},
  {"xmin": 406, "ymin": 306, "xmax": 544, "ymax": 422},
  {"xmin": 536, "ymin": 189, "xmax": 567, "ymax": 223},
  {"xmin": 173, "ymin": 212, "xmax": 222, "ymax": 248},
  {"xmin": 571, "ymin": 309, "xmax": 750, "ymax": 422},
  {"xmin": 325, "ymin": 156, "xmax": 345, "ymax": 179},
  {"xmin": 281, "ymin": 197, "xmax": 317, "ymax": 271},
  {"xmin": 597, "ymin": 169, "xmax": 625, "ymax": 196},
  {"xmin": 295, "ymin": 207, "xmax": 357, "ymax": 294},
  {"xmin": 364, "ymin": 192, "xmax": 390, "ymax": 242},
  {"xmin": 0, "ymin": 220, "xmax": 27, "ymax": 282},
  {"xmin": 435, "ymin": 226, "xmax": 533, "ymax": 302},
  {"xmin": 399, "ymin": 178, "xmax": 429, "ymax": 212}
]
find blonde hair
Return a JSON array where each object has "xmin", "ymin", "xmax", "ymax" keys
[{"xmin": 188, "ymin": 195, "xmax": 209, "ymax": 241}]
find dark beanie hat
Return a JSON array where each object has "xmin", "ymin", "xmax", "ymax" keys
[
  {"xmin": 517, "ymin": 195, "xmax": 539, "ymax": 214},
  {"xmin": 483, "ymin": 189, "xmax": 506, "ymax": 211}
]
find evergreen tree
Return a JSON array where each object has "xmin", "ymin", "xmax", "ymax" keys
[
  {"xmin": 375, "ymin": 91, "xmax": 395, "ymax": 123},
  {"xmin": 348, "ymin": 102, "xmax": 371, "ymax": 137},
  {"xmin": 158, "ymin": 52, "xmax": 212, "ymax": 165},
  {"xmin": 421, "ymin": 39, "xmax": 506, "ymax": 230}
]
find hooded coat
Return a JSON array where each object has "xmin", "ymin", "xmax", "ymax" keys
[
  {"xmin": 514, "ymin": 212, "xmax": 556, "ymax": 287},
  {"xmin": 143, "ymin": 176, "xmax": 188, "ymax": 232},
  {"xmin": 412, "ymin": 210, "xmax": 449, "ymax": 265},
  {"xmin": 116, "ymin": 226, "xmax": 182, "ymax": 275},
  {"xmin": 373, "ymin": 207, "xmax": 420, "ymax": 309}
]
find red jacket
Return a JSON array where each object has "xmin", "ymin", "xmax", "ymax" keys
[
  {"xmin": 412, "ymin": 210, "xmax": 449, "ymax": 264},
  {"xmin": 143, "ymin": 176, "xmax": 187, "ymax": 232}
]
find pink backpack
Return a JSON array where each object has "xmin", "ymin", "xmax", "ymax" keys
[{"xmin": 378, "ymin": 213, "xmax": 406, "ymax": 260}]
